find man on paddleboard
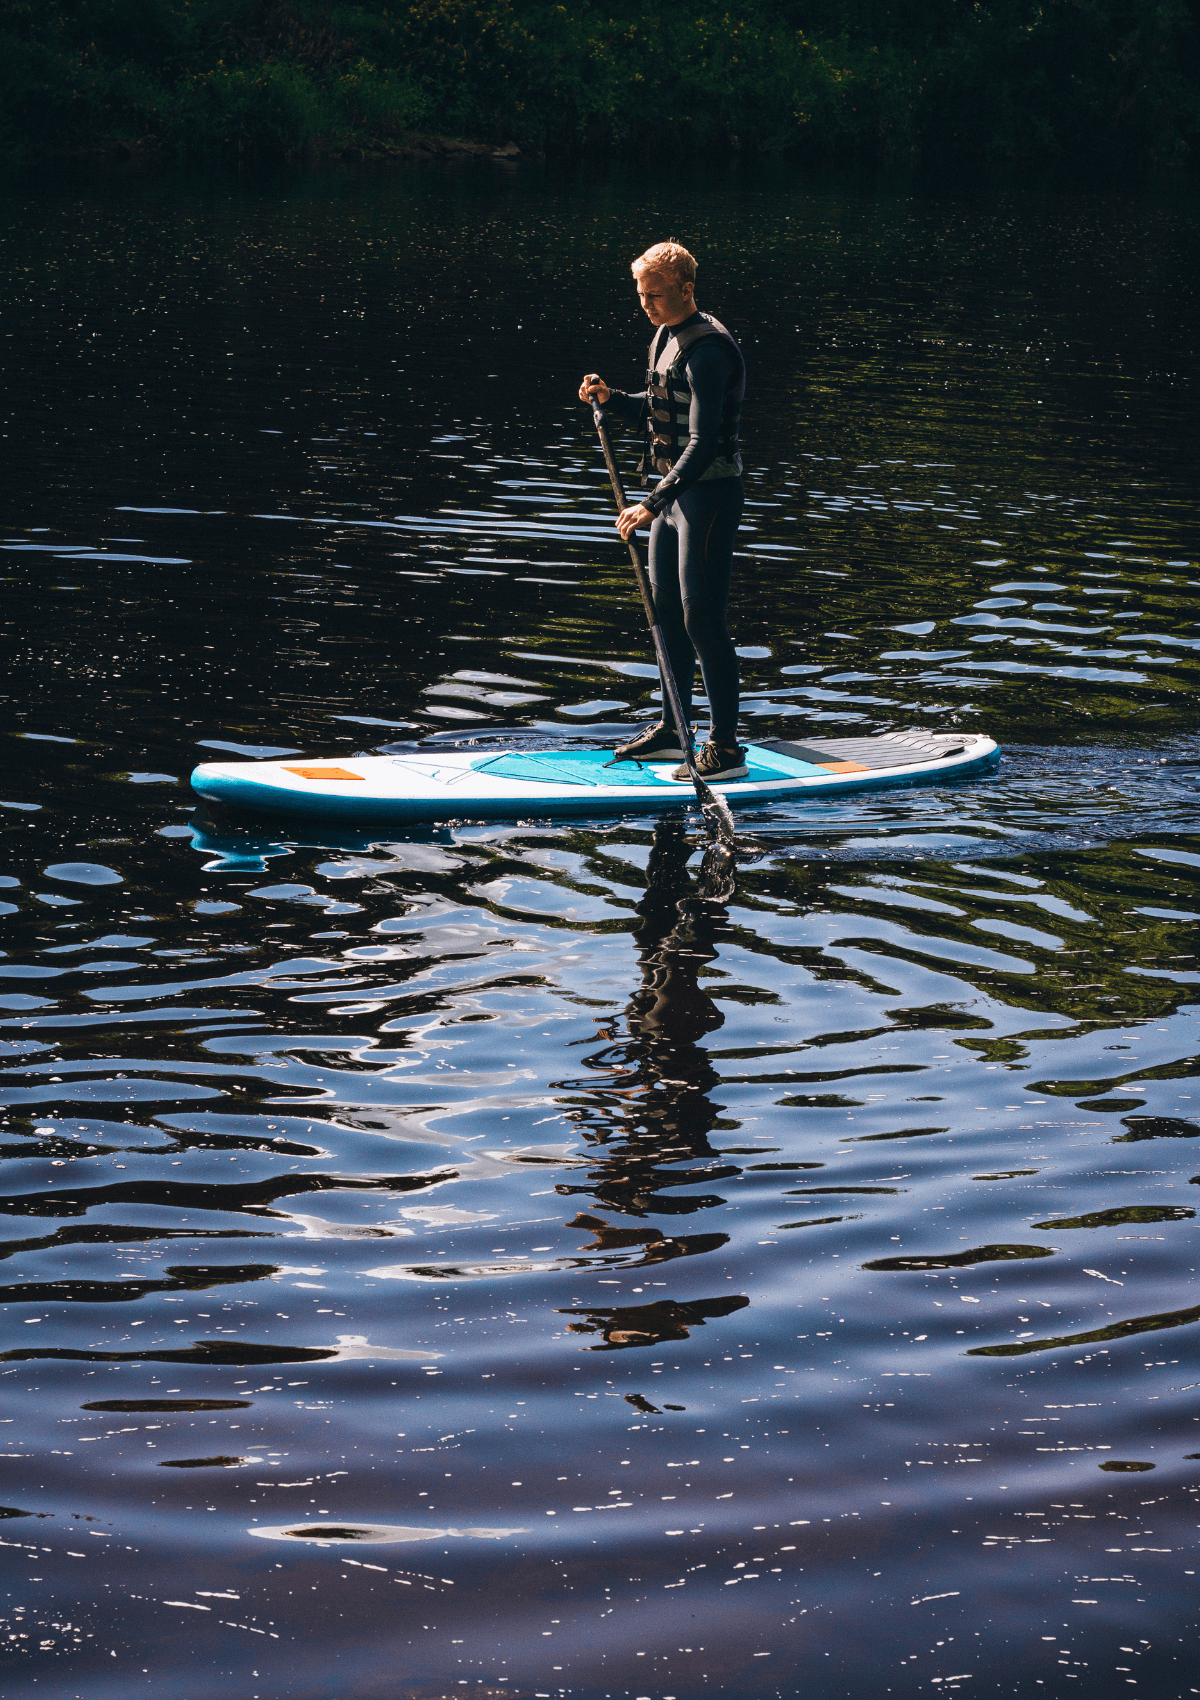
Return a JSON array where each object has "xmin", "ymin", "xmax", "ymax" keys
[{"xmin": 579, "ymin": 241, "xmax": 747, "ymax": 782}]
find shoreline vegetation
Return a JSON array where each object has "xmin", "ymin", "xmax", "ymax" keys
[{"xmin": 3, "ymin": 0, "xmax": 1199, "ymax": 173}]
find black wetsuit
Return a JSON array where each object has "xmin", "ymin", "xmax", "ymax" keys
[{"xmin": 604, "ymin": 316, "xmax": 745, "ymax": 744}]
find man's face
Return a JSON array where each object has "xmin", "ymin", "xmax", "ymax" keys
[{"xmin": 635, "ymin": 268, "xmax": 694, "ymax": 326}]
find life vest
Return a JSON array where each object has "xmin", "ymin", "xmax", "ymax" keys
[{"xmin": 641, "ymin": 312, "xmax": 744, "ymax": 488}]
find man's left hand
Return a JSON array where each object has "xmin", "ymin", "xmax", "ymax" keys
[{"xmin": 616, "ymin": 503, "xmax": 654, "ymax": 540}]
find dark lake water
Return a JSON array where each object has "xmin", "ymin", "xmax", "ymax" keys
[{"xmin": 2, "ymin": 163, "xmax": 1199, "ymax": 1699}]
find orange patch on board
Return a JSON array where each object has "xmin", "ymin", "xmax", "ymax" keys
[
  {"xmin": 284, "ymin": 765, "xmax": 364, "ymax": 782},
  {"xmin": 818, "ymin": 761, "xmax": 871, "ymax": 774}
]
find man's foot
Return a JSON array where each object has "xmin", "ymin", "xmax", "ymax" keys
[
  {"xmin": 611, "ymin": 722, "xmax": 688, "ymax": 763},
  {"xmin": 671, "ymin": 740, "xmax": 749, "ymax": 783}
]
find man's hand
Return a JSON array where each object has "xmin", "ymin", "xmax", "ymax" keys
[
  {"xmin": 579, "ymin": 372, "xmax": 611, "ymax": 406},
  {"xmin": 616, "ymin": 503, "xmax": 654, "ymax": 540}
]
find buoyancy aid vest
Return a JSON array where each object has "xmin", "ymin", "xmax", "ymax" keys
[{"xmin": 641, "ymin": 312, "xmax": 745, "ymax": 488}]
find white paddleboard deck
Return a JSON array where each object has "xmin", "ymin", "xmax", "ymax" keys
[{"xmin": 190, "ymin": 730, "xmax": 999, "ymax": 824}]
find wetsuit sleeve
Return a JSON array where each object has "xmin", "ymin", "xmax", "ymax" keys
[
  {"xmin": 643, "ymin": 340, "xmax": 733, "ymax": 515},
  {"xmin": 600, "ymin": 389, "xmax": 649, "ymax": 428}
]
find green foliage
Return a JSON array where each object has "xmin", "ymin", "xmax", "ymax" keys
[
  {"xmin": 0, "ymin": 0, "xmax": 1197, "ymax": 165},
  {"xmin": 168, "ymin": 61, "xmax": 326, "ymax": 153}
]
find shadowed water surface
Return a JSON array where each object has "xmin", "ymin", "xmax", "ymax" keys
[{"xmin": 1, "ymin": 166, "xmax": 1199, "ymax": 1699}]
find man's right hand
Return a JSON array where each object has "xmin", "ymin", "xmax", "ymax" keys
[{"xmin": 578, "ymin": 373, "xmax": 611, "ymax": 406}]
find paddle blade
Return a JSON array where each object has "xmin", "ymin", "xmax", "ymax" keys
[
  {"xmin": 695, "ymin": 781, "xmax": 769, "ymax": 865},
  {"xmin": 696, "ymin": 781, "xmax": 736, "ymax": 846}
]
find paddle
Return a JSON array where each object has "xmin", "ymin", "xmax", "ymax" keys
[{"xmin": 589, "ymin": 398, "xmax": 739, "ymax": 847}]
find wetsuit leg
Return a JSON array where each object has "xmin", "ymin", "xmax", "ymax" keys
[
  {"xmin": 647, "ymin": 506, "xmax": 697, "ymax": 734},
  {"xmin": 672, "ymin": 478, "xmax": 743, "ymax": 743}
]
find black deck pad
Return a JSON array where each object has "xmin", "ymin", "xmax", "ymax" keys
[{"xmin": 759, "ymin": 734, "xmax": 965, "ymax": 771}]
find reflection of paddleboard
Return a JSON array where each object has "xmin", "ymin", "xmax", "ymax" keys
[{"xmin": 190, "ymin": 730, "xmax": 999, "ymax": 825}]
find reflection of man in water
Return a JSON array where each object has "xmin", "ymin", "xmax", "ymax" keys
[
  {"xmin": 579, "ymin": 241, "xmax": 747, "ymax": 783},
  {"xmin": 590, "ymin": 817, "xmax": 728, "ymax": 1208},
  {"xmin": 561, "ymin": 820, "xmax": 749, "ymax": 1351},
  {"xmin": 627, "ymin": 817, "xmax": 726, "ymax": 1060}
]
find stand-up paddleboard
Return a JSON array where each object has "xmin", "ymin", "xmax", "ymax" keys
[{"xmin": 190, "ymin": 729, "xmax": 999, "ymax": 825}]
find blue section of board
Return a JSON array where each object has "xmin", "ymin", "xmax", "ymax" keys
[{"xmin": 470, "ymin": 746, "xmax": 815, "ymax": 789}]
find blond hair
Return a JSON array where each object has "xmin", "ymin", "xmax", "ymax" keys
[{"xmin": 631, "ymin": 241, "xmax": 697, "ymax": 287}]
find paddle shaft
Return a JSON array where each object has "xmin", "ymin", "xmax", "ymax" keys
[{"xmin": 591, "ymin": 402, "xmax": 700, "ymax": 775}]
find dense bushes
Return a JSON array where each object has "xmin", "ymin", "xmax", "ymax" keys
[{"xmin": 1, "ymin": 0, "xmax": 1198, "ymax": 168}]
